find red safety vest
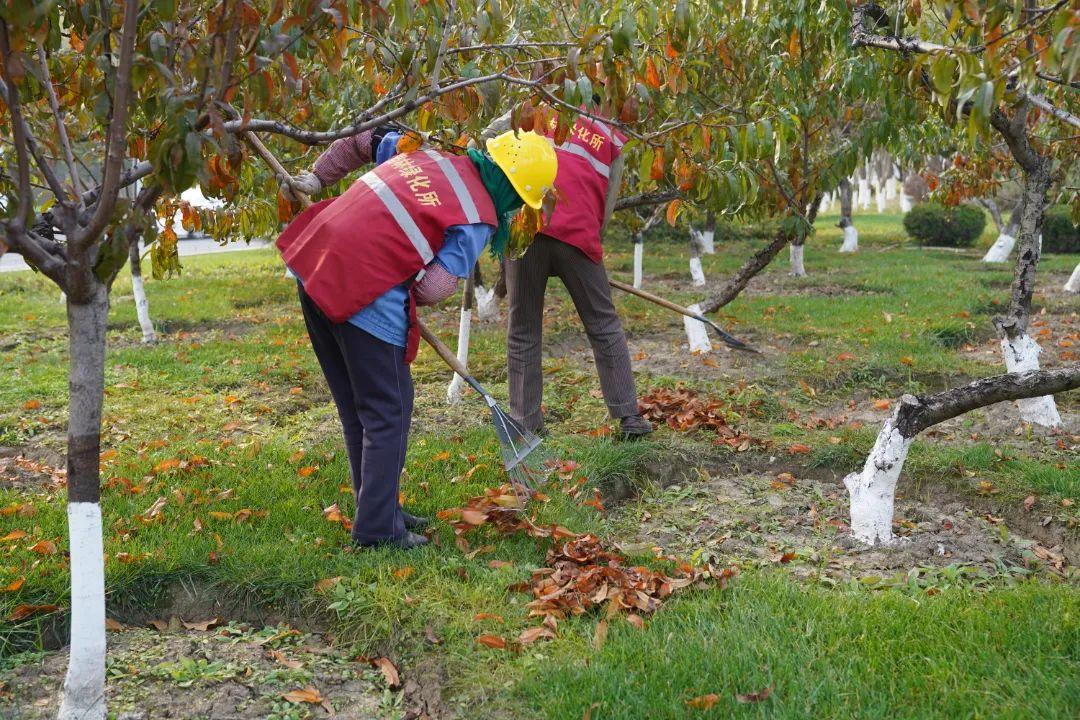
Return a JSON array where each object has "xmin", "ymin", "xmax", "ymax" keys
[
  {"xmin": 277, "ymin": 150, "xmax": 497, "ymax": 362},
  {"xmin": 540, "ymin": 113, "xmax": 626, "ymax": 263}
]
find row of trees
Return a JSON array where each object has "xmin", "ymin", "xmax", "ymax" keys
[{"xmin": 0, "ymin": 0, "xmax": 1076, "ymax": 716}]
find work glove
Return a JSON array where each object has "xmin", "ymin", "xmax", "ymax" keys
[{"xmin": 279, "ymin": 171, "xmax": 321, "ymax": 202}]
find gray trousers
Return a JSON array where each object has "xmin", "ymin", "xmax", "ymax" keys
[{"xmin": 506, "ymin": 235, "xmax": 639, "ymax": 430}]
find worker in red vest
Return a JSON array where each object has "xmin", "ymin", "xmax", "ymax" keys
[
  {"xmin": 277, "ymin": 128, "xmax": 557, "ymax": 549},
  {"xmin": 482, "ymin": 110, "xmax": 651, "ymax": 440}
]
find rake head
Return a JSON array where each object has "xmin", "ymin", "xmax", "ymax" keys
[{"xmin": 485, "ymin": 398, "xmax": 548, "ymax": 505}]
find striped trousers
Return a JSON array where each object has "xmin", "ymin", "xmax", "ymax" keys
[{"xmin": 506, "ymin": 235, "xmax": 639, "ymax": 430}]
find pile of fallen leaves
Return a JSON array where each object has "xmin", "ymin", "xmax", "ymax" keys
[
  {"xmin": 637, "ymin": 387, "xmax": 764, "ymax": 450},
  {"xmin": 438, "ymin": 484, "xmax": 731, "ymax": 649}
]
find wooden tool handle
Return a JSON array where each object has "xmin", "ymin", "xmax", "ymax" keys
[
  {"xmin": 243, "ymin": 130, "xmax": 314, "ymax": 209},
  {"xmin": 609, "ymin": 278, "xmax": 698, "ymax": 320},
  {"xmin": 418, "ymin": 319, "xmax": 471, "ymax": 378}
]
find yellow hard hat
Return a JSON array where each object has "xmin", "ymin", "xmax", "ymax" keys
[{"xmin": 485, "ymin": 130, "xmax": 557, "ymax": 210}]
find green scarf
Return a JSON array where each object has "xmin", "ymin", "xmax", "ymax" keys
[{"xmin": 468, "ymin": 148, "xmax": 524, "ymax": 258}]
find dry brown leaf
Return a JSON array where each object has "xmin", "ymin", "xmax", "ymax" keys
[
  {"xmin": 9, "ymin": 604, "xmax": 59, "ymax": 621},
  {"xmin": 393, "ymin": 566, "xmax": 414, "ymax": 581},
  {"xmin": 592, "ymin": 619, "xmax": 609, "ymax": 649},
  {"xmin": 105, "ymin": 618, "xmax": 125, "ymax": 632},
  {"xmin": 147, "ymin": 618, "xmax": 170, "ymax": 631},
  {"xmin": 873, "ymin": 399, "xmax": 891, "ymax": 410},
  {"xmin": 473, "ymin": 613, "xmax": 504, "ymax": 623},
  {"xmin": 2, "ymin": 577, "xmax": 25, "ymax": 593},
  {"xmin": 685, "ymin": 694, "xmax": 719, "ymax": 710},
  {"xmin": 28, "ymin": 540, "xmax": 57, "ymax": 555},
  {"xmin": 182, "ymin": 617, "xmax": 222, "ymax": 631},
  {"xmin": 488, "ymin": 560, "xmax": 514, "ymax": 569},
  {"xmin": 2, "ymin": 530, "xmax": 29, "ymax": 542},
  {"xmin": 268, "ymin": 649, "xmax": 303, "ymax": 669},
  {"xmin": 371, "ymin": 657, "xmax": 400, "ymax": 688},
  {"xmin": 736, "ymin": 686, "xmax": 773, "ymax": 703},
  {"xmin": 787, "ymin": 443, "xmax": 812, "ymax": 455},
  {"xmin": 315, "ymin": 576, "xmax": 343, "ymax": 593},
  {"xmin": 518, "ymin": 626, "xmax": 556, "ymax": 645},
  {"xmin": 1023, "ymin": 495, "xmax": 1036, "ymax": 512},
  {"xmin": 476, "ymin": 634, "xmax": 507, "ymax": 649},
  {"xmin": 282, "ymin": 686, "xmax": 323, "ymax": 704},
  {"xmin": 425, "ymin": 624, "xmax": 441, "ymax": 645},
  {"xmin": 626, "ymin": 614, "xmax": 644, "ymax": 629},
  {"xmin": 298, "ymin": 465, "xmax": 319, "ymax": 478}
]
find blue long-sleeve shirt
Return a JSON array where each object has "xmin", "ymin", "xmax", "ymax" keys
[{"xmin": 294, "ymin": 132, "xmax": 493, "ymax": 347}]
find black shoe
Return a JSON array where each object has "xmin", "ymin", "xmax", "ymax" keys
[
  {"xmin": 402, "ymin": 510, "xmax": 430, "ymax": 530},
  {"xmin": 356, "ymin": 532, "xmax": 429, "ymax": 550},
  {"xmin": 619, "ymin": 414, "xmax": 653, "ymax": 441}
]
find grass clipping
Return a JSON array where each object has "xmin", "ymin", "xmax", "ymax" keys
[{"xmin": 438, "ymin": 483, "xmax": 734, "ymax": 648}]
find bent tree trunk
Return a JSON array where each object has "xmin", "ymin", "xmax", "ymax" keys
[
  {"xmin": 789, "ymin": 241, "xmax": 806, "ymax": 276},
  {"xmin": 845, "ymin": 366, "xmax": 1080, "ymax": 546},
  {"xmin": 837, "ymin": 178, "xmax": 857, "ymax": 253},
  {"xmin": 699, "ymin": 195, "xmax": 821, "ymax": 315},
  {"xmin": 59, "ymin": 280, "xmax": 109, "ymax": 720},
  {"xmin": 128, "ymin": 241, "xmax": 156, "ymax": 344},
  {"xmin": 982, "ymin": 199, "xmax": 1021, "ymax": 263}
]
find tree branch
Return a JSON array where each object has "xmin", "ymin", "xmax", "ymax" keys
[
  {"xmin": 429, "ymin": 1, "xmax": 455, "ymax": 94},
  {"xmin": 78, "ymin": 0, "xmax": 140, "ymax": 250},
  {"xmin": 614, "ymin": 190, "xmax": 683, "ymax": 212},
  {"xmin": 37, "ymin": 43, "xmax": 83, "ymax": 200},
  {"xmin": 0, "ymin": 21, "xmax": 34, "ymax": 234},
  {"xmin": 698, "ymin": 231, "xmax": 791, "ymax": 314},
  {"xmin": 894, "ymin": 366, "xmax": 1080, "ymax": 438}
]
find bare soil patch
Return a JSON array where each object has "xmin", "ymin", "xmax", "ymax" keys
[
  {"xmin": 615, "ymin": 450, "xmax": 1076, "ymax": 586},
  {"xmin": 1, "ymin": 623, "xmax": 386, "ymax": 720}
]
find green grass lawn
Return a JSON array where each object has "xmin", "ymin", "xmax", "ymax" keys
[{"xmin": 1, "ymin": 212, "xmax": 1077, "ymax": 718}]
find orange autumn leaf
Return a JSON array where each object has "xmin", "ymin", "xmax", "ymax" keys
[
  {"xmin": 315, "ymin": 576, "xmax": 343, "ymax": 593},
  {"xmin": 736, "ymin": 686, "xmax": 774, "ymax": 703},
  {"xmin": 873, "ymin": 399, "xmax": 892, "ymax": 411},
  {"xmin": 836, "ymin": 352, "xmax": 856, "ymax": 362},
  {"xmin": 323, "ymin": 503, "xmax": 345, "ymax": 523},
  {"xmin": 432, "ymin": 451, "xmax": 451, "ymax": 461},
  {"xmin": 686, "ymin": 694, "xmax": 720, "ymax": 710},
  {"xmin": 153, "ymin": 458, "xmax": 181, "ymax": 473},
  {"xmin": 650, "ymin": 148, "xmax": 665, "ymax": 181},
  {"xmin": 473, "ymin": 613, "xmax": 505, "ymax": 623},
  {"xmin": 644, "ymin": 56, "xmax": 661, "ymax": 89},
  {"xmin": 2, "ymin": 530, "xmax": 28, "ymax": 543},
  {"xmin": 392, "ymin": 566, "xmax": 415, "ymax": 581},
  {"xmin": 288, "ymin": 450, "xmax": 306, "ymax": 464},
  {"xmin": 22, "ymin": 399, "xmax": 41, "ymax": 411},
  {"xmin": 518, "ymin": 626, "xmax": 556, "ymax": 644},
  {"xmin": 476, "ymin": 634, "xmax": 507, "ymax": 649},
  {"xmin": 28, "ymin": 540, "xmax": 57, "ymax": 555},
  {"xmin": 665, "ymin": 199, "xmax": 683, "ymax": 226},
  {"xmin": 2, "ymin": 577, "xmax": 25, "ymax": 593},
  {"xmin": 297, "ymin": 465, "xmax": 319, "ymax": 477},
  {"xmin": 281, "ymin": 686, "xmax": 323, "ymax": 704},
  {"xmin": 9, "ymin": 604, "xmax": 59, "ymax": 621},
  {"xmin": 787, "ymin": 443, "xmax": 812, "ymax": 454}
]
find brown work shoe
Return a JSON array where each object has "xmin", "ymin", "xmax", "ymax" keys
[{"xmin": 619, "ymin": 414, "xmax": 653, "ymax": 441}]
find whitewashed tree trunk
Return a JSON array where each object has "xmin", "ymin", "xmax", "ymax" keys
[
  {"xmin": 982, "ymin": 234, "xmax": 1016, "ymax": 263},
  {"xmin": 475, "ymin": 285, "xmax": 498, "ymax": 321},
  {"xmin": 857, "ymin": 177, "xmax": 871, "ymax": 209},
  {"xmin": 843, "ymin": 367, "xmax": 1080, "ymax": 549},
  {"xmin": 843, "ymin": 418, "xmax": 912, "ymax": 546},
  {"xmin": 128, "ymin": 243, "xmax": 156, "ymax": 344},
  {"xmin": 683, "ymin": 302, "xmax": 712, "ymax": 354},
  {"xmin": 59, "ymin": 283, "xmax": 110, "ymax": 720},
  {"xmin": 689, "ymin": 230, "xmax": 706, "ymax": 286},
  {"xmin": 874, "ymin": 183, "xmax": 886, "ymax": 213},
  {"xmin": 58, "ymin": 503, "xmax": 107, "ymax": 720},
  {"xmin": 819, "ymin": 192, "xmax": 831, "ymax": 214},
  {"xmin": 633, "ymin": 240, "xmax": 644, "ymax": 289},
  {"xmin": 839, "ymin": 226, "xmax": 859, "ymax": 253},
  {"xmin": 1065, "ymin": 263, "xmax": 1080, "ymax": 293},
  {"xmin": 446, "ymin": 309, "xmax": 472, "ymax": 405},
  {"xmin": 885, "ymin": 176, "xmax": 898, "ymax": 200},
  {"xmin": 899, "ymin": 190, "xmax": 913, "ymax": 213},
  {"xmin": 1000, "ymin": 335, "xmax": 1061, "ymax": 427},
  {"xmin": 789, "ymin": 243, "xmax": 806, "ymax": 276}
]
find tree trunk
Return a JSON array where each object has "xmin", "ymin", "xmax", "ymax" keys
[
  {"xmin": 632, "ymin": 236, "xmax": 644, "ymax": 289},
  {"xmin": 689, "ymin": 229, "xmax": 707, "ymax": 286},
  {"xmin": 59, "ymin": 280, "xmax": 109, "ymax": 720},
  {"xmin": 845, "ymin": 366, "xmax": 1080, "ymax": 546},
  {"xmin": 993, "ymin": 166, "xmax": 1058, "ymax": 427},
  {"xmin": 447, "ymin": 274, "xmax": 475, "ymax": 405},
  {"xmin": 698, "ymin": 232, "xmax": 790, "ymax": 314},
  {"xmin": 700, "ymin": 213, "xmax": 716, "ymax": 254},
  {"xmin": 683, "ymin": 302, "xmax": 712, "ymax": 354},
  {"xmin": 837, "ymin": 179, "xmax": 858, "ymax": 253},
  {"xmin": 788, "ymin": 241, "xmax": 806, "ymax": 276},
  {"xmin": 1065, "ymin": 262, "xmax": 1080, "ymax": 293},
  {"xmin": 982, "ymin": 200, "xmax": 1021, "ymax": 263},
  {"xmin": 128, "ymin": 241, "xmax": 156, "ymax": 344}
]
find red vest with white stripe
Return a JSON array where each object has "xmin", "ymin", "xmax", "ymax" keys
[
  {"xmin": 540, "ymin": 114, "xmax": 626, "ymax": 263},
  {"xmin": 276, "ymin": 149, "xmax": 497, "ymax": 361}
]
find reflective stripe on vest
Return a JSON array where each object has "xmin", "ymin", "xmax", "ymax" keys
[
  {"xmin": 556, "ymin": 141, "xmax": 610, "ymax": 178},
  {"xmin": 589, "ymin": 118, "xmax": 624, "ymax": 149},
  {"xmin": 421, "ymin": 149, "xmax": 481, "ymax": 224},
  {"xmin": 358, "ymin": 173, "xmax": 435, "ymax": 264}
]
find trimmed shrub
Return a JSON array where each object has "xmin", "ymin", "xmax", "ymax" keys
[
  {"xmin": 1042, "ymin": 206, "xmax": 1080, "ymax": 254},
  {"xmin": 903, "ymin": 203, "xmax": 986, "ymax": 247}
]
